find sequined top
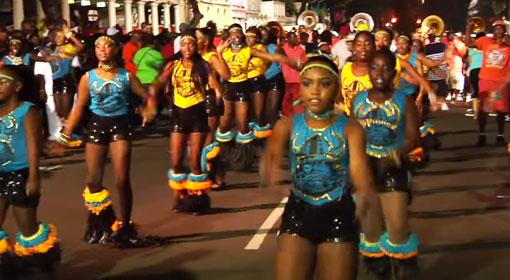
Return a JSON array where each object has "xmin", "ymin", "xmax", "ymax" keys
[
  {"xmin": 88, "ymin": 68, "xmax": 130, "ymax": 117},
  {"xmin": 222, "ymin": 46, "xmax": 251, "ymax": 83},
  {"xmin": 289, "ymin": 114, "xmax": 350, "ymax": 206},
  {"xmin": 2, "ymin": 54, "xmax": 30, "ymax": 66},
  {"xmin": 248, "ymin": 44, "xmax": 266, "ymax": 79},
  {"xmin": 352, "ymin": 90, "xmax": 406, "ymax": 158},
  {"xmin": 171, "ymin": 60, "xmax": 206, "ymax": 109},
  {"xmin": 0, "ymin": 102, "xmax": 33, "ymax": 172},
  {"xmin": 264, "ymin": 43, "xmax": 282, "ymax": 80},
  {"xmin": 50, "ymin": 44, "xmax": 78, "ymax": 80},
  {"xmin": 398, "ymin": 52, "xmax": 418, "ymax": 95}
]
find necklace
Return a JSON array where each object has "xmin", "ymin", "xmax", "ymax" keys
[
  {"xmin": 98, "ymin": 63, "xmax": 115, "ymax": 72},
  {"xmin": 307, "ymin": 109, "xmax": 335, "ymax": 120}
]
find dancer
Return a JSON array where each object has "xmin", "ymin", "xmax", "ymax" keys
[
  {"xmin": 151, "ymin": 31, "xmax": 217, "ymax": 214},
  {"xmin": 267, "ymin": 55, "xmax": 376, "ymax": 280},
  {"xmin": 465, "ymin": 19, "xmax": 510, "ymax": 146},
  {"xmin": 196, "ymin": 27, "xmax": 230, "ymax": 188},
  {"xmin": 58, "ymin": 36, "xmax": 156, "ymax": 247},
  {"xmin": 353, "ymin": 49, "xmax": 420, "ymax": 279},
  {"xmin": 49, "ymin": 24, "xmax": 83, "ymax": 122},
  {"xmin": 216, "ymin": 24, "xmax": 297, "ymax": 170},
  {"xmin": 0, "ymin": 66, "xmax": 59, "ymax": 275},
  {"xmin": 260, "ymin": 26, "xmax": 286, "ymax": 126},
  {"xmin": 246, "ymin": 26, "xmax": 271, "ymax": 138}
]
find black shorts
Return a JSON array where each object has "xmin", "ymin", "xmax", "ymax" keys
[
  {"xmin": 279, "ymin": 193, "xmax": 358, "ymax": 244},
  {"xmin": 265, "ymin": 72, "xmax": 285, "ymax": 94},
  {"xmin": 0, "ymin": 168, "xmax": 40, "ymax": 208},
  {"xmin": 429, "ymin": 80, "xmax": 448, "ymax": 99},
  {"xmin": 172, "ymin": 102, "xmax": 209, "ymax": 133},
  {"xmin": 204, "ymin": 90, "xmax": 224, "ymax": 117},
  {"xmin": 223, "ymin": 80, "xmax": 252, "ymax": 102},
  {"xmin": 368, "ymin": 156, "xmax": 411, "ymax": 193},
  {"xmin": 53, "ymin": 74, "xmax": 76, "ymax": 95},
  {"xmin": 86, "ymin": 113, "xmax": 133, "ymax": 145},
  {"xmin": 470, "ymin": 68, "xmax": 481, "ymax": 98},
  {"xmin": 249, "ymin": 75, "xmax": 267, "ymax": 94}
]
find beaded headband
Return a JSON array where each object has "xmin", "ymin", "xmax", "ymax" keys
[
  {"xmin": 375, "ymin": 30, "xmax": 391, "ymax": 40},
  {"xmin": 181, "ymin": 35, "xmax": 197, "ymax": 42},
  {"xmin": 246, "ymin": 32, "xmax": 258, "ymax": 37},
  {"xmin": 95, "ymin": 36, "xmax": 117, "ymax": 46},
  {"xmin": 9, "ymin": 39, "xmax": 21, "ymax": 45},
  {"xmin": 0, "ymin": 73, "xmax": 14, "ymax": 81},
  {"xmin": 397, "ymin": 35, "xmax": 410, "ymax": 42},
  {"xmin": 300, "ymin": 63, "xmax": 339, "ymax": 78},
  {"xmin": 229, "ymin": 27, "xmax": 243, "ymax": 33}
]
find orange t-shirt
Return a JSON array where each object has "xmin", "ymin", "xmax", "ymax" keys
[{"xmin": 476, "ymin": 36, "xmax": 510, "ymax": 82}]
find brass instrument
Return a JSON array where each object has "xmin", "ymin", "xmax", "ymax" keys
[
  {"xmin": 349, "ymin": 13, "xmax": 374, "ymax": 32},
  {"xmin": 421, "ymin": 15, "xmax": 445, "ymax": 37},
  {"xmin": 468, "ymin": 17, "xmax": 485, "ymax": 33},
  {"xmin": 297, "ymin": 10, "xmax": 320, "ymax": 30}
]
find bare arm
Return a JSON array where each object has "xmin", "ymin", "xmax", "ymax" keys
[
  {"xmin": 402, "ymin": 96, "xmax": 420, "ymax": 154},
  {"xmin": 417, "ymin": 52, "xmax": 445, "ymax": 68},
  {"xmin": 345, "ymin": 118, "xmax": 378, "ymax": 223},
  {"xmin": 209, "ymin": 53, "xmax": 231, "ymax": 81},
  {"xmin": 400, "ymin": 59, "xmax": 434, "ymax": 95},
  {"xmin": 129, "ymin": 73, "xmax": 149, "ymax": 99},
  {"xmin": 63, "ymin": 74, "xmax": 90, "ymax": 135},
  {"xmin": 25, "ymin": 107, "xmax": 43, "ymax": 196},
  {"xmin": 265, "ymin": 116, "xmax": 292, "ymax": 187},
  {"xmin": 251, "ymin": 48, "xmax": 301, "ymax": 69}
]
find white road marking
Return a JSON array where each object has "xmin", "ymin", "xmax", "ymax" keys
[{"xmin": 244, "ymin": 197, "xmax": 288, "ymax": 250}]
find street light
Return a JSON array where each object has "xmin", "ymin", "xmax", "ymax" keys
[
  {"xmin": 390, "ymin": 16, "xmax": 398, "ymax": 24},
  {"xmin": 416, "ymin": 18, "xmax": 422, "ymax": 25}
]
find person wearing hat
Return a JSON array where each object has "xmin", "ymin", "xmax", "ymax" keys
[{"xmin": 465, "ymin": 19, "xmax": 510, "ymax": 146}]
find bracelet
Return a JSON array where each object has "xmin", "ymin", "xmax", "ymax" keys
[{"xmin": 57, "ymin": 132, "xmax": 71, "ymax": 145}]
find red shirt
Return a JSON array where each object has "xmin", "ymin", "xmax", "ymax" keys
[
  {"xmin": 123, "ymin": 41, "xmax": 140, "ymax": 75},
  {"xmin": 281, "ymin": 43, "xmax": 306, "ymax": 84},
  {"xmin": 161, "ymin": 43, "xmax": 174, "ymax": 61},
  {"xmin": 476, "ymin": 36, "xmax": 510, "ymax": 82}
]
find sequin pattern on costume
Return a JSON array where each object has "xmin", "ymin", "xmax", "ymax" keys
[
  {"xmin": 353, "ymin": 90, "xmax": 406, "ymax": 158},
  {"xmin": 0, "ymin": 114, "xmax": 17, "ymax": 167},
  {"xmin": 0, "ymin": 102, "xmax": 32, "ymax": 172},
  {"xmin": 289, "ymin": 114, "xmax": 350, "ymax": 205},
  {"xmin": 88, "ymin": 69, "xmax": 130, "ymax": 117}
]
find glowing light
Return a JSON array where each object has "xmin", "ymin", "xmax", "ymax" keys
[
  {"xmin": 81, "ymin": 0, "xmax": 91, "ymax": 6},
  {"xmin": 390, "ymin": 17, "xmax": 398, "ymax": 24},
  {"xmin": 416, "ymin": 18, "xmax": 422, "ymax": 24},
  {"xmin": 96, "ymin": 1, "xmax": 106, "ymax": 7}
]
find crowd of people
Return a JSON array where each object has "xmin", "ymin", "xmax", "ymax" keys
[{"xmin": 0, "ymin": 14, "xmax": 509, "ymax": 279}]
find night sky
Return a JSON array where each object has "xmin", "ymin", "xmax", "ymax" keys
[{"xmin": 345, "ymin": 0, "xmax": 473, "ymax": 33}]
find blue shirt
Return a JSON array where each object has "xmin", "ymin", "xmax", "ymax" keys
[
  {"xmin": 88, "ymin": 68, "xmax": 130, "ymax": 117},
  {"xmin": 289, "ymin": 113, "xmax": 350, "ymax": 206},
  {"xmin": 0, "ymin": 102, "xmax": 34, "ymax": 172},
  {"xmin": 3, "ymin": 54, "xmax": 30, "ymax": 66},
  {"xmin": 353, "ymin": 90, "xmax": 407, "ymax": 158},
  {"xmin": 399, "ymin": 52, "xmax": 418, "ymax": 95},
  {"xmin": 264, "ymin": 44, "xmax": 282, "ymax": 80},
  {"xmin": 468, "ymin": 48, "xmax": 483, "ymax": 71},
  {"xmin": 50, "ymin": 58, "xmax": 72, "ymax": 80}
]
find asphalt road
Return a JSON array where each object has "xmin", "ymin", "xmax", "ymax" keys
[{"xmin": 4, "ymin": 107, "xmax": 510, "ymax": 280}]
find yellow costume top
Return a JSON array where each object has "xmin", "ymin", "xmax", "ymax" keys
[
  {"xmin": 222, "ymin": 46, "xmax": 251, "ymax": 83},
  {"xmin": 202, "ymin": 51, "xmax": 217, "ymax": 63},
  {"xmin": 341, "ymin": 62, "xmax": 372, "ymax": 115},
  {"xmin": 394, "ymin": 58, "xmax": 402, "ymax": 89},
  {"xmin": 248, "ymin": 44, "xmax": 266, "ymax": 79},
  {"xmin": 172, "ymin": 60, "xmax": 205, "ymax": 109}
]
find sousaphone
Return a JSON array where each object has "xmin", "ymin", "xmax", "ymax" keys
[
  {"xmin": 421, "ymin": 15, "xmax": 445, "ymax": 37},
  {"xmin": 298, "ymin": 10, "xmax": 320, "ymax": 30},
  {"xmin": 349, "ymin": 13, "xmax": 374, "ymax": 32}
]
